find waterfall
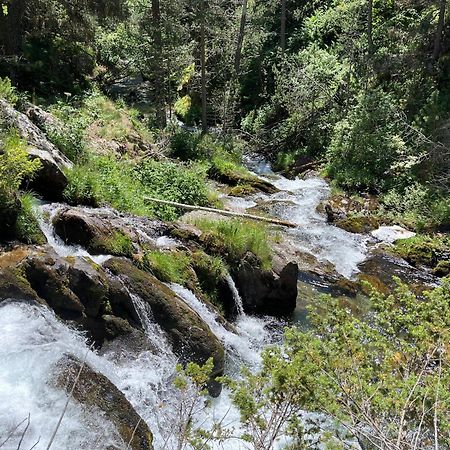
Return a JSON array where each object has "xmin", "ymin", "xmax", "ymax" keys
[{"xmin": 224, "ymin": 273, "xmax": 245, "ymax": 316}]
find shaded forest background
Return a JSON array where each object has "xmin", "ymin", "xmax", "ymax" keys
[{"xmin": 1, "ymin": 0, "xmax": 450, "ymax": 229}]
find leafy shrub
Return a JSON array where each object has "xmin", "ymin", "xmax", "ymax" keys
[
  {"xmin": 65, "ymin": 155, "xmax": 212, "ymax": 221},
  {"xmin": 327, "ymin": 89, "xmax": 405, "ymax": 192},
  {"xmin": 142, "ymin": 250, "xmax": 192, "ymax": 284},
  {"xmin": 0, "ymin": 130, "xmax": 41, "ymax": 240},
  {"xmin": 136, "ymin": 160, "xmax": 210, "ymax": 220},
  {"xmin": 0, "ymin": 77, "xmax": 18, "ymax": 105},
  {"xmin": 173, "ymin": 95, "xmax": 201, "ymax": 126},
  {"xmin": 382, "ymin": 183, "xmax": 450, "ymax": 230},
  {"xmin": 191, "ymin": 219, "xmax": 272, "ymax": 269}
]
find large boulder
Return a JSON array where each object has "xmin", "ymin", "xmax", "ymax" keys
[
  {"xmin": 53, "ymin": 206, "xmax": 169, "ymax": 256},
  {"xmin": 0, "ymin": 247, "xmax": 143, "ymax": 344},
  {"xmin": 0, "ymin": 98, "xmax": 72, "ymax": 199},
  {"xmin": 234, "ymin": 252, "xmax": 298, "ymax": 316},
  {"xmin": 105, "ymin": 257, "xmax": 225, "ymax": 394},
  {"xmin": 55, "ymin": 355, "xmax": 153, "ymax": 450}
]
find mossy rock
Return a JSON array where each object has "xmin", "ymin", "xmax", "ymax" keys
[
  {"xmin": 433, "ymin": 259, "xmax": 450, "ymax": 277},
  {"xmin": 395, "ymin": 235, "xmax": 449, "ymax": 268},
  {"xmin": 335, "ymin": 214, "xmax": 380, "ymax": 234},
  {"xmin": 0, "ymin": 266, "xmax": 41, "ymax": 303},
  {"xmin": 228, "ymin": 184, "xmax": 257, "ymax": 197}
]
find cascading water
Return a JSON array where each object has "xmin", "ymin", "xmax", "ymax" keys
[
  {"xmin": 224, "ymin": 273, "xmax": 245, "ymax": 316},
  {"xmin": 240, "ymin": 155, "xmax": 368, "ymax": 278}
]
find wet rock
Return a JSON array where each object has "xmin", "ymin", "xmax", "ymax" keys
[
  {"xmin": 208, "ymin": 167, "xmax": 278, "ymax": 194},
  {"xmin": 357, "ymin": 249, "xmax": 439, "ymax": 295},
  {"xmin": 234, "ymin": 252, "xmax": 298, "ymax": 316},
  {"xmin": 0, "ymin": 98, "xmax": 72, "ymax": 199},
  {"xmin": 105, "ymin": 257, "xmax": 225, "ymax": 395},
  {"xmin": 11, "ymin": 248, "xmax": 143, "ymax": 344},
  {"xmin": 0, "ymin": 265, "xmax": 42, "ymax": 303},
  {"xmin": 55, "ymin": 355, "xmax": 153, "ymax": 450},
  {"xmin": 320, "ymin": 194, "xmax": 380, "ymax": 232},
  {"xmin": 53, "ymin": 208, "xmax": 130, "ymax": 256}
]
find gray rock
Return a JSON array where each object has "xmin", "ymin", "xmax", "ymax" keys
[{"xmin": 0, "ymin": 98, "xmax": 72, "ymax": 199}]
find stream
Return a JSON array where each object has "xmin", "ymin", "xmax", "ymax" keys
[{"xmin": 0, "ymin": 157, "xmax": 395, "ymax": 449}]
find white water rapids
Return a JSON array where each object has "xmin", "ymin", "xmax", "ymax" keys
[{"xmin": 0, "ymin": 157, "xmax": 369, "ymax": 449}]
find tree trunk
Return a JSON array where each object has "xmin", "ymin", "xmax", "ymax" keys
[
  {"xmin": 432, "ymin": 0, "xmax": 446, "ymax": 62},
  {"xmin": 200, "ymin": 0, "xmax": 208, "ymax": 132},
  {"xmin": 280, "ymin": 0, "xmax": 287, "ymax": 54},
  {"xmin": 234, "ymin": 0, "xmax": 248, "ymax": 76},
  {"xmin": 152, "ymin": 0, "xmax": 167, "ymax": 128},
  {"xmin": 367, "ymin": 0, "xmax": 374, "ymax": 56}
]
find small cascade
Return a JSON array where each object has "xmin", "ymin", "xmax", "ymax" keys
[
  {"xmin": 34, "ymin": 203, "xmax": 111, "ymax": 265},
  {"xmin": 224, "ymin": 273, "xmax": 245, "ymax": 316},
  {"xmin": 168, "ymin": 283, "xmax": 278, "ymax": 372}
]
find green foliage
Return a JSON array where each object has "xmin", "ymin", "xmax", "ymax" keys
[
  {"xmin": 191, "ymin": 251, "xmax": 227, "ymax": 308},
  {"xmin": 0, "ymin": 77, "xmax": 18, "ymax": 105},
  {"xmin": 192, "ymin": 219, "xmax": 272, "ymax": 270},
  {"xmin": 136, "ymin": 160, "xmax": 210, "ymax": 220},
  {"xmin": 0, "ymin": 131, "xmax": 42, "ymax": 193},
  {"xmin": 64, "ymin": 154, "xmax": 212, "ymax": 221},
  {"xmin": 327, "ymin": 89, "xmax": 406, "ymax": 192},
  {"xmin": 96, "ymin": 230, "xmax": 133, "ymax": 257},
  {"xmin": 15, "ymin": 194, "xmax": 46, "ymax": 245},
  {"xmin": 173, "ymin": 95, "xmax": 201, "ymax": 126},
  {"xmin": 0, "ymin": 130, "xmax": 41, "ymax": 240},
  {"xmin": 382, "ymin": 183, "xmax": 450, "ymax": 230},
  {"xmin": 229, "ymin": 281, "xmax": 450, "ymax": 447},
  {"xmin": 142, "ymin": 250, "xmax": 192, "ymax": 284}
]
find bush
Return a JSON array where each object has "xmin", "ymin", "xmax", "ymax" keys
[
  {"xmin": 327, "ymin": 89, "xmax": 405, "ymax": 192},
  {"xmin": 64, "ymin": 155, "xmax": 212, "ymax": 221},
  {"xmin": 0, "ymin": 130, "xmax": 42, "ymax": 240},
  {"xmin": 136, "ymin": 160, "xmax": 210, "ymax": 220},
  {"xmin": 382, "ymin": 183, "xmax": 450, "ymax": 230},
  {"xmin": 0, "ymin": 77, "xmax": 18, "ymax": 105},
  {"xmin": 191, "ymin": 219, "xmax": 272, "ymax": 269},
  {"xmin": 142, "ymin": 250, "xmax": 192, "ymax": 284}
]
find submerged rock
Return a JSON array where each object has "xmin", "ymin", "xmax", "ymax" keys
[
  {"xmin": 0, "ymin": 98, "xmax": 72, "ymax": 199},
  {"xmin": 55, "ymin": 355, "xmax": 153, "ymax": 450}
]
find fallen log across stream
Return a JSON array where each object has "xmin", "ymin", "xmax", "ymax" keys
[{"xmin": 143, "ymin": 197, "xmax": 298, "ymax": 228}]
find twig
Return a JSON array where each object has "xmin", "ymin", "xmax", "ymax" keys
[
  {"xmin": 143, "ymin": 197, "xmax": 298, "ymax": 228},
  {"xmin": 126, "ymin": 418, "xmax": 142, "ymax": 450},
  {"xmin": 16, "ymin": 413, "xmax": 30, "ymax": 450},
  {"xmin": 0, "ymin": 417, "xmax": 28, "ymax": 448}
]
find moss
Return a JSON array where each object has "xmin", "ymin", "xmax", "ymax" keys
[
  {"xmin": 91, "ymin": 230, "xmax": 134, "ymax": 257},
  {"xmin": 432, "ymin": 260, "xmax": 450, "ymax": 277},
  {"xmin": 0, "ymin": 266, "xmax": 40, "ymax": 302},
  {"xmin": 192, "ymin": 218, "xmax": 272, "ymax": 270},
  {"xmin": 191, "ymin": 251, "xmax": 227, "ymax": 309},
  {"xmin": 336, "ymin": 214, "xmax": 380, "ymax": 234},
  {"xmin": 141, "ymin": 250, "xmax": 192, "ymax": 284},
  {"xmin": 229, "ymin": 184, "xmax": 257, "ymax": 197},
  {"xmin": 15, "ymin": 194, "xmax": 46, "ymax": 245},
  {"xmin": 395, "ymin": 234, "xmax": 449, "ymax": 268}
]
